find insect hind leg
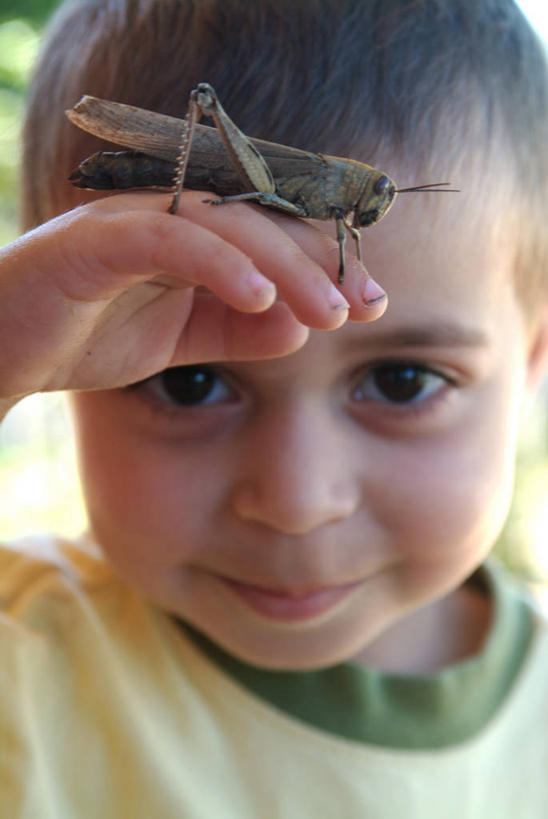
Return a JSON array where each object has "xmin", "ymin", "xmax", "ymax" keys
[{"xmin": 168, "ymin": 89, "xmax": 201, "ymax": 214}]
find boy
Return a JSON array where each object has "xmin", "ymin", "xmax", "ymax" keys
[{"xmin": 1, "ymin": 0, "xmax": 548, "ymax": 815}]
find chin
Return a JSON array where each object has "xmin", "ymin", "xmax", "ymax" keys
[{"xmin": 200, "ymin": 622, "xmax": 373, "ymax": 672}]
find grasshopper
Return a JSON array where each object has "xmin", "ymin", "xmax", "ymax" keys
[{"xmin": 68, "ymin": 83, "xmax": 456, "ymax": 283}]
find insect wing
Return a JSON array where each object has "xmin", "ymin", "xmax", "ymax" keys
[
  {"xmin": 68, "ymin": 96, "xmax": 328, "ymax": 190},
  {"xmin": 67, "ymin": 97, "xmax": 182, "ymax": 160}
]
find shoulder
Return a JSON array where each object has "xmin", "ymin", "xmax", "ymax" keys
[
  {"xmin": 0, "ymin": 533, "xmax": 118, "ymax": 632},
  {"xmin": 483, "ymin": 562, "xmax": 548, "ymax": 734}
]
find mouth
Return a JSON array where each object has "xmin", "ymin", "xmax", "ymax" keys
[{"xmin": 218, "ymin": 576, "xmax": 364, "ymax": 622}]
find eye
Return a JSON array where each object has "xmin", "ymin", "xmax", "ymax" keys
[
  {"xmin": 353, "ymin": 362, "xmax": 448, "ymax": 405},
  {"xmin": 373, "ymin": 174, "xmax": 391, "ymax": 196},
  {"xmin": 140, "ymin": 365, "xmax": 233, "ymax": 408}
]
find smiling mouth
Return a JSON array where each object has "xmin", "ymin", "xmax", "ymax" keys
[{"xmin": 219, "ymin": 576, "xmax": 364, "ymax": 622}]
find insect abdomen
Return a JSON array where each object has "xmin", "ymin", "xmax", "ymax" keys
[
  {"xmin": 70, "ymin": 148, "xmax": 256, "ymax": 197},
  {"xmin": 70, "ymin": 150, "xmax": 176, "ymax": 190}
]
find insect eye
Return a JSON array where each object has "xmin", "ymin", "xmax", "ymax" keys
[{"xmin": 373, "ymin": 175, "xmax": 391, "ymax": 196}]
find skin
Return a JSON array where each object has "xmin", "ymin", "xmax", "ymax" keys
[
  {"xmin": 0, "ymin": 190, "xmax": 384, "ymax": 406},
  {"xmin": 67, "ymin": 182, "xmax": 548, "ymax": 673}
]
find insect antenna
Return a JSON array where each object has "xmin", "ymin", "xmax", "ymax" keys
[{"xmin": 396, "ymin": 182, "xmax": 459, "ymax": 193}]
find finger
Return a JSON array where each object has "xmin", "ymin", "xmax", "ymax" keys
[
  {"xmin": 171, "ymin": 293, "xmax": 310, "ymax": 363},
  {"xmin": 82, "ymin": 192, "xmax": 350, "ymax": 328},
  {"xmin": 262, "ymin": 213, "xmax": 389, "ymax": 322},
  {"xmin": 171, "ymin": 194, "xmax": 352, "ymax": 330},
  {"xmin": 40, "ymin": 200, "xmax": 277, "ymax": 315}
]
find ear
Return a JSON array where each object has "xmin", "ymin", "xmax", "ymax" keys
[{"xmin": 525, "ymin": 305, "xmax": 548, "ymax": 394}]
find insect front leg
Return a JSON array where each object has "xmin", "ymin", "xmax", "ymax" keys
[
  {"xmin": 334, "ymin": 216, "xmax": 363, "ymax": 284},
  {"xmin": 344, "ymin": 218, "xmax": 362, "ymax": 264},
  {"xmin": 335, "ymin": 216, "xmax": 347, "ymax": 284}
]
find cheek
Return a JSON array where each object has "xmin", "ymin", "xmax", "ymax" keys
[
  {"xmin": 397, "ymin": 445, "xmax": 509, "ymax": 551},
  {"xmin": 70, "ymin": 394, "xmax": 218, "ymax": 570},
  {"xmin": 379, "ymin": 393, "xmax": 521, "ymax": 578}
]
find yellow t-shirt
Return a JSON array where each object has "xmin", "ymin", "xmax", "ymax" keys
[{"xmin": 1, "ymin": 535, "xmax": 548, "ymax": 818}]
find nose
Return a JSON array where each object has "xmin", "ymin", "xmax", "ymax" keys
[{"xmin": 230, "ymin": 401, "xmax": 360, "ymax": 535}]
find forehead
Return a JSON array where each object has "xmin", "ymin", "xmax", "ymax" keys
[
  {"xmin": 304, "ymin": 186, "xmax": 524, "ymax": 365},
  {"xmin": 59, "ymin": 140, "xmax": 521, "ymax": 341},
  {"xmin": 364, "ymin": 150, "xmax": 517, "ymax": 279},
  {"xmin": 229, "ymin": 191, "xmax": 524, "ymax": 395}
]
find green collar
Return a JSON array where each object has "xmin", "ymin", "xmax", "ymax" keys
[{"xmin": 183, "ymin": 562, "xmax": 533, "ymax": 749}]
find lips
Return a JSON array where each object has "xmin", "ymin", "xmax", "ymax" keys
[{"xmin": 219, "ymin": 576, "xmax": 363, "ymax": 621}]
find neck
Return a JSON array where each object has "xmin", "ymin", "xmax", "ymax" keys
[{"xmin": 352, "ymin": 578, "xmax": 493, "ymax": 674}]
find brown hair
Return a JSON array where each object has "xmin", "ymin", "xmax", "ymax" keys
[{"xmin": 22, "ymin": 0, "xmax": 548, "ymax": 303}]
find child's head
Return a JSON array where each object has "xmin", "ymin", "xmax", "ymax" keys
[
  {"xmin": 23, "ymin": 0, "xmax": 548, "ymax": 308},
  {"xmin": 22, "ymin": 0, "xmax": 548, "ymax": 670}
]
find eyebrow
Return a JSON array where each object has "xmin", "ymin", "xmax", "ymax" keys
[{"xmin": 359, "ymin": 322, "xmax": 491, "ymax": 350}]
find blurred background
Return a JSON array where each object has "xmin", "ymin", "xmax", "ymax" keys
[
  {"xmin": 0, "ymin": 0, "xmax": 87, "ymax": 540},
  {"xmin": 0, "ymin": 0, "xmax": 547, "ymax": 586}
]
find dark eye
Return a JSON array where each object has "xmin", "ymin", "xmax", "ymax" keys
[
  {"xmin": 354, "ymin": 363, "xmax": 447, "ymax": 404},
  {"xmin": 142, "ymin": 365, "xmax": 232, "ymax": 407},
  {"xmin": 373, "ymin": 175, "xmax": 391, "ymax": 196}
]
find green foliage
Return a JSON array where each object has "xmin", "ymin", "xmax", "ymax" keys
[
  {"xmin": 0, "ymin": 0, "xmax": 61, "ymax": 26},
  {"xmin": 0, "ymin": 16, "xmax": 42, "ymax": 243},
  {"xmin": 0, "ymin": 18, "xmax": 40, "ymax": 91}
]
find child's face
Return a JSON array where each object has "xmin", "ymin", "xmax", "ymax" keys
[{"xmin": 70, "ymin": 181, "xmax": 548, "ymax": 671}]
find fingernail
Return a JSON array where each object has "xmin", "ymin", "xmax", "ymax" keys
[
  {"xmin": 328, "ymin": 283, "xmax": 350, "ymax": 311},
  {"xmin": 362, "ymin": 277, "xmax": 387, "ymax": 305},
  {"xmin": 248, "ymin": 270, "xmax": 276, "ymax": 299}
]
